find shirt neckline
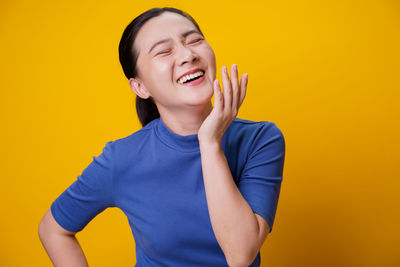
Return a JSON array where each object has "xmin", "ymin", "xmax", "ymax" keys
[{"xmin": 154, "ymin": 117, "xmax": 200, "ymax": 153}]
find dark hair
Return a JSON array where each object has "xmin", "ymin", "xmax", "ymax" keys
[{"xmin": 118, "ymin": 7, "xmax": 204, "ymax": 127}]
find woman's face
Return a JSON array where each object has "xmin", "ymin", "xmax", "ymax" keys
[{"xmin": 130, "ymin": 12, "xmax": 216, "ymax": 110}]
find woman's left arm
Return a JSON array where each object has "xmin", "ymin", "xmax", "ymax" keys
[{"xmin": 198, "ymin": 65, "xmax": 269, "ymax": 267}]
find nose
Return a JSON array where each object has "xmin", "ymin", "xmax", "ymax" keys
[{"xmin": 177, "ymin": 45, "xmax": 198, "ymax": 66}]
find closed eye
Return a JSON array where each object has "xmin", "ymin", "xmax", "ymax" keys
[
  {"xmin": 190, "ymin": 38, "xmax": 203, "ymax": 44},
  {"xmin": 156, "ymin": 49, "xmax": 172, "ymax": 55}
]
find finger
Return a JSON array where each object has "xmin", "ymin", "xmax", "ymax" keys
[
  {"xmin": 213, "ymin": 79, "xmax": 224, "ymax": 112},
  {"xmin": 238, "ymin": 73, "xmax": 248, "ymax": 108},
  {"xmin": 230, "ymin": 64, "xmax": 239, "ymax": 113},
  {"xmin": 221, "ymin": 65, "xmax": 232, "ymax": 114}
]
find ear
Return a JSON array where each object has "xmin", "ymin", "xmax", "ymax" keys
[{"xmin": 129, "ymin": 77, "xmax": 152, "ymax": 99}]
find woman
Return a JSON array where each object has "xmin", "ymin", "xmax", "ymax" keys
[{"xmin": 38, "ymin": 7, "xmax": 286, "ymax": 267}]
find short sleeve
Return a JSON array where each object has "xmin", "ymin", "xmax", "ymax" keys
[
  {"xmin": 238, "ymin": 122, "xmax": 285, "ymax": 233},
  {"xmin": 50, "ymin": 141, "xmax": 115, "ymax": 233}
]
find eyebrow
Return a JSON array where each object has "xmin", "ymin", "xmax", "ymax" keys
[{"xmin": 147, "ymin": 29, "xmax": 201, "ymax": 54}]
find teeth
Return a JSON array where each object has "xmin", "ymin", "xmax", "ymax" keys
[{"xmin": 177, "ymin": 71, "xmax": 204, "ymax": 84}]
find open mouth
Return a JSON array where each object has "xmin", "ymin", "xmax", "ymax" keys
[{"xmin": 177, "ymin": 70, "xmax": 205, "ymax": 85}]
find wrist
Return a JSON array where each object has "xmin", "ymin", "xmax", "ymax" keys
[{"xmin": 199, "ymin": 139, "xmax": 221, "ymax": 151}]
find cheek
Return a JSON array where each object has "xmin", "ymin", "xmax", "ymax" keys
[
  {"xmin": 148, "ymin": 61, "xmax": 175, "ymax": 95},
  {"xmin": 200, "ymin": 45, "xmax": 215, "ymax": 62},
  {"xmin": 150, "ymin": 61, "xmax": 169, "ymax": 75},
  {"xmin": 201, "ymin": 47, "xmax": 216, "ymax": 78},
  {"xmin": 145, "ymin": 61, "xmax": 172, "ymax": 87}
]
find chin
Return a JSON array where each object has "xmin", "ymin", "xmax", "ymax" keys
[{"xmin": 182, "ymin": 88, "xmax": 213, "ymax": 107}]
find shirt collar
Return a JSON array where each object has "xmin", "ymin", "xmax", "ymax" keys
[{"xmin": 154, "ymin": 117, "xmax": 200, "ymax": 153}]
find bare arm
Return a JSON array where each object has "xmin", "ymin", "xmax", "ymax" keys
[
  {"xmin": 38, "ymin": 208, "xmax": 89, "ymax": 267},
  {"xmin": 197, "ymin": 65, "xmax": 270, "ymax": 266},
  {"xmin": 199, "ymin": 142, "xmax": 268, "ymax": 267}
]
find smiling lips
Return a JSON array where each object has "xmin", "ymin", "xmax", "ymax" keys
[
  {"xmin": 177, "ymin": 68, "xmax": 205, "ymax": 85},
  {"xmin": 179, "ymin": 74, "xmax": 205, "ymax": 86}
]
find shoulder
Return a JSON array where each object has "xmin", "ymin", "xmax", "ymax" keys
[
  {"xmin": 229, "ymin": 117, "xmax": 284, "ymax": 140},
  {"xmin": 225, "ymin": 117, "xmax": 285, "ymax": 154},
  {"xmin": 103, "ymin": 118, "xmax": 158, "ymax": 153}
]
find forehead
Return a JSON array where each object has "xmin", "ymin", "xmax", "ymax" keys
[{"xmin": 134, "ymin": 12, "xmax": 198, "ymax": 51}]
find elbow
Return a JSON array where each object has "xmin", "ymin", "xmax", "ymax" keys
[
  {"xmin": 225, "ymin": 220, "xmax": 264, "ymax": 267},
  {"xmin": 227, "ymin": 250, "xmax": 259, "ymax": 267},
  {"xmin": 226, "ymin": 236, "xmax": 263, "ymax": 266},
  {"xmin": 227, "ymin": 258, "xmax": 253, "ymax": 267}
]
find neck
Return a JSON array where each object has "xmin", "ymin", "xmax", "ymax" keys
[{"xmin": 157, "ymin": 101, "xmax": 213, "ymax": 136}]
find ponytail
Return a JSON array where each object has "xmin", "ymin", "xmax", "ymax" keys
[{"xmin": 135, "ymin": 96, "xmax": 160, "ymax": 127}]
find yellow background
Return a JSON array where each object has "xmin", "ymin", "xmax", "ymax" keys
[{"xmin": 1, "ymin": 0, "xmax": 399, "ymax": 266}]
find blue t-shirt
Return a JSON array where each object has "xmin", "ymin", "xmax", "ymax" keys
[{"xmin": 51, "ymin": 116, "xmax": 285, "ymax": 266}]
